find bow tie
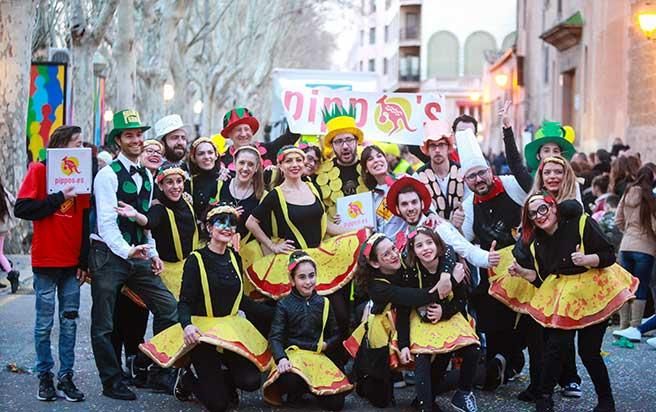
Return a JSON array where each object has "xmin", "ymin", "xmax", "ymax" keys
[{"xmin": 129, "ymin": 165, "xmax": 146, "ymax": 176}]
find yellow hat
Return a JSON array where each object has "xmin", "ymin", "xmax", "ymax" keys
[{"xmin": 321, "ymin": 104, "xmax": 364, "ymax": 158}]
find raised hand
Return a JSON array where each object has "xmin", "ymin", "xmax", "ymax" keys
[
  {"xmin": 450, "ymin": 205, "xmax": 465, "ymax": 230},
  {"xmin": 488, "ymin": 240, "xmax": 500, "ymax": 267},
  {"xmin": 453, "ymin": 262, "xmax": 466, "ymax": 283},
  {"xmin": 115, "ymin": 201, "xmax": 138, "ymax": 219},
  {"xmin": 498, "ymin": 100, "xmax": 512, "ymax": 129}
]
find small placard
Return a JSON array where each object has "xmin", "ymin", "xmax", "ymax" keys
[
  {"xmin": 336, "ymin": 192, "xmax": 375, "ymax": 231},
  {"xmin": 46, "ymin": 148, "xmax": 93, "ymax": 194}
]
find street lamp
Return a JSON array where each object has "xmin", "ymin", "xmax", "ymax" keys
[
  {"xmin": 469, "ymin": 92, "xmax": 481, "ymax": 102},
  {"xmin": 494, "ymin": 73, "xmax": 509, "ymax": 88},
  {"xmin": 103, "ymin": 109, "xmax": 113, "ymax": 122},
  {"xmin": 193, "ymin": 100, "xmax": 204, "ymax": 114},
  {"xmin": 163, "ymin": 83, "xmax": 175, "ymax": 101},
  {"xmin": 638, "ymin": 3, "xmax": 656, "ymax": 39}
]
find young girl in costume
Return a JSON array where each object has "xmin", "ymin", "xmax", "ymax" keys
[
  {"xmin": 504, "ymin": 194, "xmax": 637, "ymax": 412},
  {"xmin": 140, "ymin": 203, "xmax": 273, "ymax": 411},
  {"xmin": 264, "ymin": 250, "xmax": 351, "ymax": 411},
  {"xmin": 346, "ymin": 233, "xmax": 444, "ymax": 408},
  {"xmin": 397, "ymin": 227, "xmax": 480, "ymax": 412}
]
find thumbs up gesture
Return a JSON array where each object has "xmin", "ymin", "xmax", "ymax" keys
[
  {"xmin": 571, "ymin": 244, "xmax": 588, "ymax": 267},
  {"xmin": 487, "ymin": 240, "xmax": 500, "ymax": 267},
  {"xmin": 450, "ymin": 205, "xmax": 465, "ymax": 230}
]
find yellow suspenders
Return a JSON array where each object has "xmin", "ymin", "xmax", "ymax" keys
[
  {"xmin": 166, "ymin": 197, "xmax": 199, "ymax": 262},
  {"xmin": 529, "ymin": 214, "xmax": 588, "ymax": 281},
  {"xmin": 190, "ymin": 249, "xmax": 243, "ymax": 317},
  {"xmin": 316, "ymin": 297, "xmax": 330, "ymax": 353},
  {"xmin": 273, "ymin": 183, "xmax": 327, "ymax": 249}
]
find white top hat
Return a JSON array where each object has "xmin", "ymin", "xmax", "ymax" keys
[
  {"xmin": 455, "ymin": 129, "xmax": 488, "ymax": 174},
  {"xmin": 154, "ymin": 114, "xmax": 190, "ymax": 139}
]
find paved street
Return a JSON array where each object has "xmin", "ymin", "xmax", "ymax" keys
[{"xmin": 0, "ymin": 260, "xmax": 654, "ymax": 412}]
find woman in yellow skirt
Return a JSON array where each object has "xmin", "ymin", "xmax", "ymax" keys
[
  {"xmin": 140, "ymin": 203, "xmax": 273, "ymax": 411},
  {"xmin": 264, "ymin": 251, "xmax": 352, "ymax": 410},
  {"xmin": 397, "ymin": 227, "xmax": 480, "ymax": 412},
  {"xmin": 507, "ymin": 194, "xmax": 637, "ymax": 412}
]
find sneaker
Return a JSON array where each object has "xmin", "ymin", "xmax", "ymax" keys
[
  {"xmin": 56, "ymin": 373, "xmax": 85, "ymax": 402},
  {"xmin": 410, "ymin": 397, "xmax": 443, "ymax": 412},
  {"xmin": 392, "ymin": 371, "xmax": 406, "ymax": 388},
  {"xmin": 173, "ymin": 368, "xmax": 192, "ymax": 401},
  {"xmin": 102, "ymin": 379, "xmax": 137, "ymax": 400},
  {"xmin": 7, "ymin": 270, "xmax": 19, "ymax": 293},
  {"xmin": 36, "ymin": 373, "xmax": 57, "ymax": 401},
  {"xmin": 451, "ymin": 390, "xmax": 477, "ymax": 412},
  {"xmin": 647, "ymin": 337, "xmax": 656, "ymax": 349},
  {"xmin": 641, "ymin": 315, "xmax": 655, "ymax": 325},
  {"xmin": 404, "ymin": 371, "xmax": 416, "ymax": 386},
  {"xmin": 483, "ymin": 354, "xmax": 505, "ymax": 390},
  {"xmin": 536, "ymin": 395, "xmax": 554, "ymax": 412},
  {"xmin": 127, "ymin": 355, "xmax": 148, "ymax": 388},
  {"xmin": 612, "ymin": 326, "xmax": 641, "ymax": 342},
  {"xmin": 561, "ymin": 382, "xmax": 582, "ymax": 398}
]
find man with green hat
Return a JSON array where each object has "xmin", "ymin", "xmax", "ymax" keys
[{"xmin": 91, "ymin": 109, "xmax": 178, "ymax": 401}]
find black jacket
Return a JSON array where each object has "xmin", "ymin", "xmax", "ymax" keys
[{"xmin": 269, "ymin": 289, "xmax": 338, "ymax": 362}]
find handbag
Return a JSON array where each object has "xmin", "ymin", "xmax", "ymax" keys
[{"xmin": 353, "ymin": 322, "xmax": 394, "ymax": 408}]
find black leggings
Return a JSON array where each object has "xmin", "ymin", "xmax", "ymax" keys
[
  {"xmin": 276, "ymin": 372, "xmax": 346, "ymax": 411},
  {"xmin": 539, "ymin": 321, "xmax": 613, "ymax": 402},
  {"xmin": 189, "ymin": 343, "xmax": 261, "ymax": 412},
  {"xmin": 415, "ymin": 344, "xmax": 480, "ymax": 408},
  {"xmin": 327, "ymin": 288, "xmax": 351, "ymax": 367},
  {"xmin": 111, "ymin": 292, "xmax": 149, "ymax": 365}
]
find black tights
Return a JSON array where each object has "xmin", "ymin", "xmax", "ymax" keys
[
  {"xmin": 415, "ymin": 344, "xmax": 480, "ymax": 408},
  {"xmin": 276, "ymin": 372, "xmax": 346, "ymax": 411},
  {"xmin": 327, "ymin": 288, "xmax": 350, "ymax": 367},
  {"xmin": 539, "ymin": 321, "xmax": 613, "ymax": 403},
  {"xmin": 189, "ymin": 343, "xmax": 261, "ymax": 412}
]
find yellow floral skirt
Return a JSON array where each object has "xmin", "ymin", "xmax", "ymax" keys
[
  {"xmin": 263, "ymin": 348, "xmax": 353, "ymax": 406},
  {"xmin": 139, "ymin": 315, "xmax": 272, "ymax": 371},
  {"xmin": 409, "ymin": 311, "xmax": 479, "ymax": 354},
  {"xmin": 488, "ymin": 246, "xmax": 537, "ymax": 313},
  {"xmin": 246, "ymin": 229, "xmax": 367, "ymax": 299},
  {"xmin": 343, "ymin": 310, "xmax": 401, "ymax": 369}
]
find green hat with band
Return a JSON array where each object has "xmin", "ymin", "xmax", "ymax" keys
[
  {"xmin": 524, "ymin": 120, "xmax": 576, "ymax": 171},
  {"xmin": 106, "ymin": 109, "xmax": 151, "ymax": 147}
]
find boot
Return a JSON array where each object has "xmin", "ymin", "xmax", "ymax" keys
[
  {"xmin": 6, "ymin": 270, "xmax": 19, "ymax": 294},
  {"xmin": 617, "ymin": 302, "xmax": 631, "ymax": 330},
  {"xmin": 630, "ymin": 300, "xmax": 647, "ymax": 328}
]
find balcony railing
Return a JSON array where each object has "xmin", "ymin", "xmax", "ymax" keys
[{"xmin": 400, "ymin": 26, "xmax": 420, "ymax": 41}]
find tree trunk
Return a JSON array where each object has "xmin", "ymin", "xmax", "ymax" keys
[
  {"xmin": 0, "ymin": 0, "xmax": 38, "ymax": 252},
  {"xmin": 114, "ymin": 0, "xmax": 136, "ymax": 109}
]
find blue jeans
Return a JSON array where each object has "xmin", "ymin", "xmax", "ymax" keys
[
  {"xmin": 619, "ymin": 251, "xmax": 655, "ymax": 300},
  {"xmin": 33, "ymin": 268, "xmax": 81, "ymax": 379}
]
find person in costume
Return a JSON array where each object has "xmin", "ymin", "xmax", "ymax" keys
[
  {"xmin": 413, "ymin": 120, "xmax": 467, "ymax": 227},
  {"xmin": 301, "ymin": 142, "xmax": 323, "ymax": 181},
  {"xmin": 456, "ymin": 129, "xmax": 537, "ymax": 394},
  {"xmin": 264, "ymin": 251, "xmax": 351, "ymax": 411},
  {"xmin": 14, "ymin": 125, "xmax": 90, "ymax": 402},
  {"xmin": 140, "ymin": 139, "xmax": 165, "ymax": 174},
  {"xmin": 167, "ymin": 203, "xmax": 273, "ymax": 411},
  {"xmin": 90, "ymin": 110, "xmax": 178, "ymax": 401},
  {"xmin": 397, "ymin": 227, "xmax": 480, "ymax": 412},
  {"xmin": 378, "ymin": 141, "xmax": 414, "ymax": 175},
  {"xmin": 219, "ymin": 107, "xmax": 300, "ymax": 171},
  {"xmin": 154, "ymin": 114, "xmax": 190, "ymax": 167},
  {"xmin": 386, "ymin": 176, "xmax": 496, "ymax": 269},
  {"xmin": 504, "ymin": 194, "xmax": 637, "ymax": 412},
  {"xmin": 530, "ymin": 155, "xmax": 579, "ymax": 202},
  {"xmin": 346, "ymin": 233, "xmax": 445, "ymax": 408},
  {"xmin": 361, "ymin": 144, "xmax": 405, "ymax": 239},
  {"xmin": 315, "ymin": 104, "xmax": 368, "ymax": 218}
]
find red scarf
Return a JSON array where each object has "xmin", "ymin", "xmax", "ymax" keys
[{"xmin": 473, "ymin": 176, "xmax": 505, "ymax": 205}]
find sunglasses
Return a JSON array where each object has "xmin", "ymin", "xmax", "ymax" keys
[
  {"xmin": 528, "ymin": 204, "xmax": 550, "ymax": 220},
  {"xmin": 211, "ymin": 214, "xmax": 238, "ymax": 231}
]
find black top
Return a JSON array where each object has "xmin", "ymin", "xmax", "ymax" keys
[
  {"xmin": 251, "ymin": 189, "xmax": 324, "ymax": 248},
  {"xmin": 513, "ymin": 200, "xmax": 615, "ymax": 286},
  {"xmin": 178, "ymin": 246, "xmax": 271, "ymax": 328},
  {"xmin": 367, "ymin": 270, "xmax": 440, "ymax": 314},
  {"xmin": 146, "ymin": 195, "xmax": 196, "ymax": 263},
  {"xmin": 216, "ymin": 178, "xmax": 259, "ymax": 238},
  {"xmin": 268, "ymin": 289, "xmax": 339, "ymax": 362},
  {"xmin": 335, "ymin": 159, "xmax": 361, "ymax": 196},
  {"xmin": 502, "ymin": 127, "xmax": 534, "ymax": 192},
  {"xmin": 191, "ymin": 169, "xmax": 221, "ymax": 220}
]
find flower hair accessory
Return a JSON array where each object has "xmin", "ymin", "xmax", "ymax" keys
[
  {"xmin": 538, "ymin": 156, "xmax": 566, "ymax": 172},
  {"xmin": 156, "ymin": 165, "xmax": 189, "ymax": 183},
  {"xmin": 288, "ymin": 253, "xmax": 317, "ymax": 273},
  {"xmin": 407, "ymin": 225, "xmax": 433, "ymax": 241},
  {"xmin": 361, "ymin": 233, "xmax": 387, "ymax": 260},
  {"xmin": 276, "ymin": 145, "xmax": 306, "ymax": 163},
  {"xmin": 205, "ymin": 203, "xmax": 239, "ymax": 223}
]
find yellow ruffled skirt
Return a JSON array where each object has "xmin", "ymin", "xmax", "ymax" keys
[
  {"xmin": 262, "ymin": 348, "xmax": 353, "ymax": 406},
  {"xmin": 489, "ymin": 248, "xmax": 639, "ymax": 329},
  {"xmin": 139, "ymin": 315, "xmax": 272, "ymax": 371},
  {"xmin": 409, "ymin": 311, "xmax": 479, "ymax": 354},
  {"xmin": 246, "ymin": 229, "xmax": 367, "ymax": 299},
  {"xmin": 343, "ymin": 310, "xmax": 401, "ymax": 369},
  {"xmin": 488, "ymin": 246, "xmax": 538, "ymax": 313}
]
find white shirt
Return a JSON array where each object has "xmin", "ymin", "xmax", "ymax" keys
[{"xmin": 91, "ymin": 153, "xmax": 157, "ymax": 259}]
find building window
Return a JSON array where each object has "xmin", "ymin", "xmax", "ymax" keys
[
  {"xmin": 463, "ymin": 31, "xmax": 497, "ymax": 76},
  {"xmin": 370, "ymin": 0, "xmax": 376, "ymax": 13},
  {"xmin": 360, "ymin": 60, "xmax": 364, "ymax": 71},
  {"xmin": 383, "ymin": 57, "xmax": 388, "ymax": 75},
  {"xmin": 369, "ymin": 27, "xmax": 376, "ymax": 44},
  {"xmin": 368, "ymin": 58, "xmax": 376, "ymax": 72},
  {"xmin": 402, "ymin": 12, "xmax": 419, "ymax": 40},
  {"xmin": 360, "ymin": 30, "xmax": 364, "ymax": 46},
  {"xmin": 427, "ymin": 31, "xmax": 459, "ymax": 77},
  {"xmin": 385, "ymin": 0, "xmax": 391, "ymax": 9},
  {"xmin": 384, "ymin": 25, "xmax": 389, "ymax": 43},
  {"xmin": 543, "ymin": 46, "xmax": 549, "ymax": 83},
  {"xmin": 399, "ymin": 55, "xmax": 419, "ymax": 81}
]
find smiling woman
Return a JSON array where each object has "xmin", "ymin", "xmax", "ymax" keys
[{"xmin": 530, "ymin": 155, "xmax": 579, "ymax": 203}]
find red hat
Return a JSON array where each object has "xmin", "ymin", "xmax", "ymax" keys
[
  {"xmin": 386, "ymin": 176, "xmax": 432, "ymax": 217},
  {"xmin": 221, "ymin": 107, "xmax": 260, "ymax": 138}
]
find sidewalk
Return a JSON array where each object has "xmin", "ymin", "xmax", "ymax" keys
[{"xmin": 0, "ymin": 255, "xmax": 33, "ymax": 295}]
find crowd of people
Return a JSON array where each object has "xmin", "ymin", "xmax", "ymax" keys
[{"xmin": 0, "ymin": 99, "xmax": 654, "ymax": 412}]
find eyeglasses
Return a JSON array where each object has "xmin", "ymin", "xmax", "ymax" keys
[
  {"xmin": 332, "ymin": 137, "xmax": 356, "ymax": 147},
  {"xmin": 144, "ymin": 148, "xmax": 162, "ymax": 156},
  {"xmin": 212, "ymin": 215, "xmax": 238, "ymax": 231},
  {"xmin": 528, "ymin": 204, "xmax": 550, "ymax": 220},
  {"xmin": 464, "ymin": 169, "xmax": 489, "ymax": 182}
]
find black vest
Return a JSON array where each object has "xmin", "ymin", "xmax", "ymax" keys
[
  {"xmin": 110, "ymin": 160, "xmax": 152, "ymax": 246},
  {"xmin": 472, "ymin": 191, "xmax": 521, "ymax": 252}
]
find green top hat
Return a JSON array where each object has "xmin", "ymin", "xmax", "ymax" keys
[
  {"xmin": 524, "ymin": 120, "xmax": 576, "ymax": 171},
  {"xmin": 106, "ymin": 109, "xmax": 151, "ymax": 147}
]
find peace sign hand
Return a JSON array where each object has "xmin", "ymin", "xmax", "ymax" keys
[{"xmin": 498, "ymin": 100, "xmax": 512, "ymax": 129}]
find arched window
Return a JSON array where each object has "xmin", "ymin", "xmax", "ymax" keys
[
  {"xmin": 501, "ymin": 31, "xmax": 517, "ymax": 51},
  {"xmin": 426, "ymin": 31, "xmax": 459, "ymax": 78},
  {"xmin": 464, "ymin": 31, "xmax": 497, "ymax": 76}
]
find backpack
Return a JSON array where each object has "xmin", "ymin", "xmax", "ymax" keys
[{"xmin": 353, "ymin": 323, "xmax": 394, "ymax": 408}]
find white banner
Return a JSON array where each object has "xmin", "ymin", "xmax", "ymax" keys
[
  {"xmin": 46, "ymin": 148, "xmax": 93, "ymax": 194},
  {"xmin": 280, "ymin": 88, "xmax": 446, "ymax": 146}
]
